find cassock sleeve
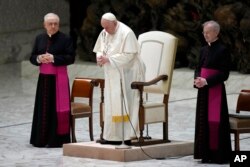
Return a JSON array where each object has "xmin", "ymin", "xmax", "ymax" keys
[
  {"xmin": 53, "ymin": 35, "xmax": 75, "ymax": 66},
  {"xmin": 206, "ymin": 47, "xmax": 231, "ymax": 87},
  {"xmin": 93, "ymin": 31, "xmax": 104, "ymax": 54},
  {"xmin": 30, "ymin": 36, "xmax": 41, "ymax": 66}
]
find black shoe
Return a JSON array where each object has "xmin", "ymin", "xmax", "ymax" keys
[
  {"xmin": 96, "ymin": 139, "xmax": 103, "ymax": 143},
  {"xmin": 97, "ymin": 139, "xmax": 132, "ymax": 145},
  {"xmin": 124, "ymin": 140, "xmax": 131, "ymax": 145},
  {"xmin": 45, "ymin": 143, "xmax": 62, "ymax": 148},
  {"xmin": 213, "ymin": 159, "xmax": 229, "ymax": 164},
  {"xmin": 98, "ymin": 139, "xmax": 109, "ymax": 144},
  {"xmin": 99, "ymin": 139, "xmax": 121, "ymax": 145},
  {"xmin": 201, "ymin": 159, "xmax": 211, "ymax": 163}
]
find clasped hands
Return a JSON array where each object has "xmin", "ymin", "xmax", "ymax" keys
[
  {"xmin": 96, "ymin": 55, "xmax": 109, "ymax": 66},
  {"xmin": 38, "ymin": 53, "xmax": 54, "ymax": 64},
  {"xmin": 194, "ymin": 77, "xmax": 207, "ymax": 88}
]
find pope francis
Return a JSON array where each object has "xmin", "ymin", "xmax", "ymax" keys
[{"xmin": 93, "ymin": 12, "xmax": 145, "ymax": 145}]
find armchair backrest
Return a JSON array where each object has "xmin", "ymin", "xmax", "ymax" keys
[{"xmin": 138, "ymin": 31, "xmax": 178, "ymax": 94}]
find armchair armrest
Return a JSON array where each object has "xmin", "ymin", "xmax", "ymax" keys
[{"xmin": 131, "ymin": 75, "xmax": 168, "ymax": 90}]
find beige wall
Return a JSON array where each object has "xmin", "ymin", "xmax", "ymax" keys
[{"xmin": 0, "ymin": 0, "xmax": 70, "ymax": 64}]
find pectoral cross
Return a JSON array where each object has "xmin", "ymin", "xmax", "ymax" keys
[{"xmin": 102, "ymin": 31, "xmax": 110, "ymax": 56}]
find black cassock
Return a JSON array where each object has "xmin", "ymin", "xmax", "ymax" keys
[
  {"xmin": 30, "ymin": 31, "xmax": 75, "ymax": 147},
  {"xmin": 194, "ymin": 39, "xmax": 232, "ymax": 163}
]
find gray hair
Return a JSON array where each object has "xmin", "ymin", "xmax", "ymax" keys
[
  {"xmin": 44, "ymin": 13, "xmax": 60, "ymax": 22},
  {"xmin": 203, "ymin": 20, "xmax": 220, "ymax": 33}
]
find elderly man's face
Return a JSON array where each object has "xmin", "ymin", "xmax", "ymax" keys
[
  {"xmin": 44, "ymin": 17, "xmax": 59, "ymax": 36},
  {"xmin": 203, "ymin": 24, "xmax": 219, "ymax": 44},
  {"xmin": 101, "ymin": 19, "xmax": 116, "ymax": 34}
]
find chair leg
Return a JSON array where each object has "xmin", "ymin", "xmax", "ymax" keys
[
  {"xmin": 144, "ymin": 124, "xmax": 151, "ymax": 139},
  {"xmin": 163, "ymin": 122, "xmax": 169, "ymax": 142},
  {"xmin": 71, "ymin": 117, "xmax": 77, "ymax": 143},
  {"xmin": 89, "ymin": 116, "xmax": 94, "ymax": 141},
  {"xmin": 139, "ymin": 130, "xmax": 144, "ymax": 143},
  {"xmin": 235, "ymin": 132, "xmax": 240, "ymax": 151}
]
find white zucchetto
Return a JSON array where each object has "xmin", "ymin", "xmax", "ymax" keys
[{"xmin": 102, "ymin": 12, "xmax": 117, "ymax": 21}]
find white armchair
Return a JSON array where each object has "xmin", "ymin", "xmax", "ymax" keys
[{"xmin": 131, "ymin": 31, "xmax": 178, "ymax": 145}]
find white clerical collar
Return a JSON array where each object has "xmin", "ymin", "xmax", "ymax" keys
[{"xmin": 208, "ymin": 38, "xmax": 218, "ymax": 46}]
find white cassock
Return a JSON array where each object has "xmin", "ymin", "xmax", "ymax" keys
[{"xmin": 93, "ymin": 21, "xmax": 145, "ymax": 141}]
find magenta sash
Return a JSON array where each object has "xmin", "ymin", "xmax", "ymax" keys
[
  {"xmin": 201, "ymin": 68, "xmax": 222, "ymax": 150},
  {"xmin": 40, "ymin": 63, "xmax": 70, "ymax": 135}
]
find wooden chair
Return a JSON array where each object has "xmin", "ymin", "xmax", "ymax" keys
[
  {"xmin": 131, "ymin": 31, "xmax": 178, "ymax": 145},
  {"xmin": 70, "ymin": 77, "xmax": 98, "ymax": 143},
  {"xmin": 229, "ymin": 89, "xmax": 250, "ymax": 151}
]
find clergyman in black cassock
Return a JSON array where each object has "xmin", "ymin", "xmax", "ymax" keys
[
  {"xmin": 193, "ymin": 20, "xmax": 232, "ymax": 164},
  {"xmin": 30, "ymin": 13, "xmax": 75, "ymax": 148}
]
